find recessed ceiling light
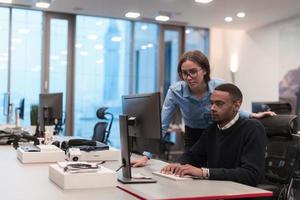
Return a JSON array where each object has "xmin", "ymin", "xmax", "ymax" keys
[
  {"xmin": 237, "ymin": 12, "xmax": 246, "ymax": 18},
  {"xmin": 75, "ymin": 43, "xmax": 82, "ymax": 48},
  {"xmin": 0, "ymin": 0, "xmax": 12, "ymax": 3},
  {"xmin": 94, "ymin": 44, "xmax": 103, "ymax": 50},
  {"xmin": 125, "ymin": 12, "xmax": 141, "ymax": 19},
  {"xmin": 155, "ymin": 15, "xmax": 170, "ymax": 22},
  {"xmin": 194, "ymin": 0, "xmax": 213, "ymax": 4},
  {"xmin": 87, "ymin": 34, "xmax": 98, "ymax": 40},
  {"xmin": 224, "ymin": 17, "xmax": 233, "ymax": 22},
  {"xmin": 111, "ymin": 36, "xmax": 122, "ymax": 42},
  {"xmin": 147, "ymin": 43, "xmax": 153, "ymax": 48},
  {"xmin": 18, "ymin": 28, "xmax": 31, "ymax": 34},
  {"xmin": 185, "ymin": 29, "xmax": 192, "ymax": 34},
  {"xmin": 35, "ymin": 0, "xmax": 51, "ymax": 8},
  {"xmin": 141, "ymin": 25, "xmax": 148, "ymax": 30}
]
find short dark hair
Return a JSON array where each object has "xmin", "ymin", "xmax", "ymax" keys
[
  {"xmin": 177, "ymin": 50, "xmax": 211, "ymax": 83},
  {"xmin": 214, "ymin": 83, "xmax": 243, "ymax": 102}
]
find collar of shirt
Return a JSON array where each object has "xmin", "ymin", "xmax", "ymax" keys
[
  {"xmin": 182, "ymin": 81, "xmax": 215, "ymax": 98},
  {"xmin": 217, "ymin": 112, "xmax": 239, "ymax": 130}
]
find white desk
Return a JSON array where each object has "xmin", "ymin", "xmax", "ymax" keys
[
  {"xmin": 0, "ymin": 145, "xmax": 272, "ymax": 200},
  {"xmin": 118, "ymin": 158, "xmax": 273, "ymax": 200},
  {"xmin": 0, "ymin": 146, "xmax": 136, "ymax": 200}
]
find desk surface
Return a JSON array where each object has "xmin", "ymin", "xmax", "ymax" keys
[
  {"xmin": 117, "ymin": 157, "xmax": 273, "ymax": 200},
  {"xmin": 0, "ymin": 145, "xmax": 272, "ymax": 200},
  {"xmin": 0, "ymin": 146, "xmax": 137, "ymax": 200}
]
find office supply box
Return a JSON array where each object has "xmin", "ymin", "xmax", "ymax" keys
[
  {"xmin": 49, "ymin": 162, "xmax": 117, "ymax": 189},
  {"xmin": 17, "ymin": 144, "xmax": 65, "ymax": 163}
]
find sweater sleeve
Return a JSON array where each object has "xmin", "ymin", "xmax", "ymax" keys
[{"xmin": 209, "ymin": 120, "xmax": 266, "ymax": 186}]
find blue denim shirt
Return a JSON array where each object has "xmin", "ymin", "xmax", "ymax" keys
[{"xmin": 161, "ymin": 79, "xmax": 250, "ymax": 134}]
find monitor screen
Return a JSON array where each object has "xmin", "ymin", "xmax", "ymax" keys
[
  {"xmin": 3, "ymin": 93, "xmax": 9, "ymax": 116},
  {"xmin": 122, "ymin": 92, "xmax": 162, "ymax": 154},
  {"xmin": 39, "ymin": 93, "xmax": 63, "ymax": 127},
  {"xmin": 16, "ymin": 98, "xmax": 25, "ymax": 120}
]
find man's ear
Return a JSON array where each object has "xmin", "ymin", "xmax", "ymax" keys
[{"xmin": 233, "ymin": 101, "xmax": 241, "ymax": 112}]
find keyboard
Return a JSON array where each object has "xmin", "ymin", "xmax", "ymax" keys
[{"xmin": 152, "ymin": 171, "xmax": 193, "ymax": 181}]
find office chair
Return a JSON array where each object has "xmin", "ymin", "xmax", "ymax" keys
[
  {"xmin": 252, "ymin": 102, "xmax": 292, "ymax": 115},
  {"xmin": 258, "ymin": 115, "xmax": 300, "ymax": 200},
  {"xmin": 92, "ymin": 107, "xmax": 114, "ymax": 144}
]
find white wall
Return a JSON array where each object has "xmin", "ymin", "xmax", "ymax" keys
[{"xmin": 208, "ymin": 17, "xmax": 300, "ymax": 111}]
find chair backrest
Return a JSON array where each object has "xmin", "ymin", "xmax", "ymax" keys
[
  {"xmin": 92, "ymin": 122, "xmax": 108, "ymax": 143},
  {"xmin": 259, "ymin": 115, "xmax": 300, "ymax": 184}
]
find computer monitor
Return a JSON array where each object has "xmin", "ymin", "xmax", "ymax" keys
[
  {"xmin": 15, "ymin": 98, "xmax": 25, "ymax": 120},
  {"xmin": 3, "ymin": 93, "xmax": 9, "ymax": 116},
  {"xmin": 252, "ymin": 102, "xmax": 292, "ymax": 115},
  {"xmin": 122, "ymin": 92, "xmax": 162, "ymax": 153},
  {"xmin": 38, "ymin": 93, "xmax": 63, "ymax": 134},
  {"xmin": 118, "ymin": 92, "xmax": 162, "ymax": 184}
]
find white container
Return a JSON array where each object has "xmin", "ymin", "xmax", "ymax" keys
[
  {"xmin": 49, "ymin": 163, "xmax": 117, "ymax": 189},
  {"xmin": 80, "ymin": 147, "xmax": 120, "ymax": 161},
  {"xmin": 17, "ymin": 145, "xmax": 65, "ymax": 163}
]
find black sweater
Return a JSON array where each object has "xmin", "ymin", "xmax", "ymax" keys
[{"xmin": 179, "ymin": 118, "xmax": 266, "ymax": 186}]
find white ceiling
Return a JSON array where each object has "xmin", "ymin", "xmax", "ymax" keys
[{"xmin": 5, "ymin": 0, "xmax": 300, "ymax": 30}]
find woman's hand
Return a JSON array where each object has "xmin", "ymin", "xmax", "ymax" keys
[{"xmin": 250, "ymin": 111, "xmax": 276, "ymax": 119}]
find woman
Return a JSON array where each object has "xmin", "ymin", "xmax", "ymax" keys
[{"xmin": 131, "ymin": 50, "xmax": 274, "ymax": 167}]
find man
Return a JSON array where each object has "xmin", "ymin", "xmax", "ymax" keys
[{"xmin": 160, "ymin": 83, "xmax": 266, "ymax": 186}]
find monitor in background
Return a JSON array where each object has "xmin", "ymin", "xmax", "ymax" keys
[
  {"xmin": 38, "ymin": 93, "xmax": 63, "ymax": 136},
  {"xmin": 3, "ymin": 93, "xmax": 10, "ymax": 116},
  {"xmin": 118, "ymin": 92, "xmax": 162, "ymax": 184},
  {"xmin": 15, "ymin": 98, "xmax": 25, "ymax": 120},
  {"xmin": 252, "ymin": 102, "xmax": 292, "ymax": 115}
]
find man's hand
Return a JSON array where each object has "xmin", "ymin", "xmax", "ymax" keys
[
  {"xmin": 131, "ymin": 156, "xmax": 148, "ymax": 167},
  {"xmin": 251, "ymin": 111, "xmax": 276, "ymax": 119},
  {"xmin": 161, "ymin": 164, "xmax": 203, "ymax": 177}
]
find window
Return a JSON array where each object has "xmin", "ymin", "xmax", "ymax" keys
[
  {"xmin": 0, "ymin": 7, "xmax": 9, "ymax": 124},
  {"xmin": 10, "ymin": 9, "xmax": 42, "ymax": 126},
  {"xmin": 185, "ymin": 27, "xmax": 209, "ymax": 56},
  {"xmin": 133, "ymin": 22, "xmax": 159, "ymax": 93},
  {"xmin": 74, "ymin": 16, "xmax": 131, "ymax": 147}
]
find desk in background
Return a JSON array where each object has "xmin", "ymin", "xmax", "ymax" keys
[{"xmin": 0, "ymin": 146, "xmax": 137, "ymax": 200}]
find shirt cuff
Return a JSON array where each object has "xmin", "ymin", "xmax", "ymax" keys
[{"xmin": 142, "ymin": 151, "xmax": 152, "ymax": 159}]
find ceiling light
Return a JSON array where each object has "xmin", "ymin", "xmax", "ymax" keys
[
  {"xmin": 141, "ymin": 25, "xmax": 148, "ymax": 30},
  {"xmin": 155, "ymin": 15, "xmax": 170, "ymax": 22},
  {"xmin": 0, "ymin": 0, "xmax": 12, "ymax": 4},
  {"xmin": 35, "ymin": 0, "xmax": 52, "ymax": 9},
  {"xmin": 94, "ymin": 44, "xmax": 103, "ymax": 50},
  {"xmin": 79, "ymin": 51, "xmax": 88, "ymax": 56},
  {"xmin": 194, "ymin": 0, "xmax": 213, "ymax": 4},
  {"xmin": 141, "ymin": 45, "xmax": 147, "ymax": 50},
  {"xmin": 147, "ymin": 43, "xmax": 153, "ymax": 48},
  {"xmin": 96, "ymin": 59, "xmax": 104, "ymax": 64},
  {"xmin": 111, "ymin": 36, "xmax": 122, "ymax": 42},
  {"xmin": 96, "ymin": 21, "xmax": 103, "ymax": 26},
  {"xmin": 237, "ymin": 12, "xmax": 246, "ymax": 18},
  {"xmin": 224, "ymin": 17, "xmax": 233, "ymax": 22},
  {"xmin": 125, "ymin": 12, "xmax": 140, "ymax": 19},
  {"xmin": 185, "ymin": 29, "xmax": 192, "ymax": 34},
  {"xmin": 75, "ymin": 43, "xmax": 82, "ymax": 48},
  {"xmin": 18, "ymin": 28, "xmax": 31, "ymax": 34},
  {"xmin": 87, "ymin": 34, "xmax": 98, "ymax": 40}
]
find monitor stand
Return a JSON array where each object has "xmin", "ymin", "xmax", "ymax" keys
[
  {"xmin": 118, "ymin": 175, "xmax": 156, "ymax": 184},
  {"xmin": 118, "ymin": 115, "xmax": 156, "ymax": 184}
]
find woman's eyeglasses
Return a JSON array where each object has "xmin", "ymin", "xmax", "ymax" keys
[{"xmin": 180, "ymin": 68, "xmax": 201, "ymax": 79}]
